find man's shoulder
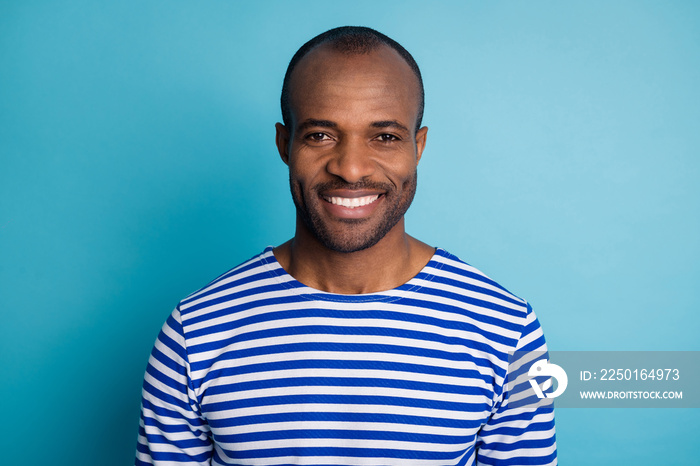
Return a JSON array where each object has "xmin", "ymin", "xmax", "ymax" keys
[
  {"xmin": 430, "ymin": 249, "xmax": 527, "ymax": 302},
  {"xmin": 176, "ymin": 246, "xmax": 280, "ymax": 316}
]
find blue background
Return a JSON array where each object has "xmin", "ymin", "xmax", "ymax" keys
[{"xmin": 1, "ymin": 1, "xmax": 698, "ymax": 464}]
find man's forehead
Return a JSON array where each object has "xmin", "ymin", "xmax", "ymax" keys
[
  {"xmin": 287, "ymin": 43, "xmax": 421, "ymax": 125},
  {"xmin": 294, "ymin": 43, "xmax": 413, "ymax": 81},
  {"xmin": 300, "ymin": 42, "xmax": 394, "ymax": 66}
]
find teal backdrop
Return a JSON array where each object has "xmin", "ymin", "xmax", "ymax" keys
[{"xmin": 1, "ymin": 1, "xmax": 699, "ymax": 464}]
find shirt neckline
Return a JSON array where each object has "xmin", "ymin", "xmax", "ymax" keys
[{"xmin": 258, "ymin": 245, "xmax": 446, "ymax": 303}]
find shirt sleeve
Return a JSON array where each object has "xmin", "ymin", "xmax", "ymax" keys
[
  {"xmin": 475, "ymin": 303, "xmax": 557, "ymax": 465},
  {"xmin": 135, "ymin": 307, "xmax": 214, "ymax": 465}
]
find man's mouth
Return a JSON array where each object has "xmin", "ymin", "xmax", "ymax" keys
[{"xmin": 322, "ymin": 194, "xmax": 381, "ymax": 209}]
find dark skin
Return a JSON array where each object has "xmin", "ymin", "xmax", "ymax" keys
[{"xmin": 274, "ymin": 44, "xmax": 434, "ymax": 294}]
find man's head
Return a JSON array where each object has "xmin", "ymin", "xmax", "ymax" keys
[
  {"xmin": 276, "ymin": 27, "xmax": 427, "ymax": 253},
  {"xmin": 281, "ymin": 26, "xmax": 425, "ymax": 134}
]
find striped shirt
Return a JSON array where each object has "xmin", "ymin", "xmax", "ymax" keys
[{"xmin": 136, "ymin": 247, "xmax": 556, "ymax": 465}]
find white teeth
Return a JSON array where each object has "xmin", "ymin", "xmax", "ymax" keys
[{"xmin": 327, "ymin": 195, "xmax": 380, "ymax": 208}]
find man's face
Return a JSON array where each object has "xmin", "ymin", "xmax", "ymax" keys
[{"xmin": 276, "ymin": 44, "xmax": 428, "ymax": 253}]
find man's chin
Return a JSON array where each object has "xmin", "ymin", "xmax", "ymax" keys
[{"xmin": 313, "ymin": 228, "xmax": 385, "ymax": 254}]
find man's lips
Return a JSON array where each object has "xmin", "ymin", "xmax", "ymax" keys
[
  {"xmin": 319, "ymin": 190, "xmax": 385, "ymax": 217},
  {"xmin": 320, "ymin": 190, "xmax": 385, "ymax": 208},
  {"xmin": 322, "ymin": 193, "xmax": 381, "ymax": 208}
]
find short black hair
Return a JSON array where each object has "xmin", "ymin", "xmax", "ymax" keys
[{"xmin": 281, "ymin": 26, "xmax": 424, "ymax": 133}]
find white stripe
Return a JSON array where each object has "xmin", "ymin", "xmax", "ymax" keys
[
  {"xmin": 202, "ymin": 384, "xmax": 491, "ymax": 406},
  {"xmin": 209, "ymin": 420, "xmax": 477, "ymax": 437},
  {"xmin": 206, "ymin": 402, "xmax": 489, "ymax": 423},
  {"xmin": 211, "ymin": 454, "xmax": 456, "ymax": 466},
  {"xmin": 187, "ymin": 316, "xmax": 517, "ymax": 360},
  {"xmin": 218, "ymin": 436, "xmax": 470, "ymax": 453}
]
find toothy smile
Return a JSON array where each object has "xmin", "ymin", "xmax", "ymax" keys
[{"xmin": 323, "ymin": 194, "xmax": 380, "ymax": 208}]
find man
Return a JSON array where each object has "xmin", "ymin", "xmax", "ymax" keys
[{"xmin": 136, "ymin": 26, "xmax": 556, "ymax": 465}]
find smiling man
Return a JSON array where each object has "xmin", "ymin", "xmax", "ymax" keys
[
  {"xmin": 273, "ymin": 36, "xmax": 432, "ymax": 294},
  {"xmin": 136, "ymin": 27, "xmax": 557, "ymax": 466}
]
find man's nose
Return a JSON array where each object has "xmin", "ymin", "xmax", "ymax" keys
[{"xmin": 325, "ymin": 137, "xmax": 376, "ymax": 183}]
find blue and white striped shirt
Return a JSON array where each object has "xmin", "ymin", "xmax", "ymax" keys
[{"xmin": 136, "ymin": 247, "xmax": 556, "ymax": 465}]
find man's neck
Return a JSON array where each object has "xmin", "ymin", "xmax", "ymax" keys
[{"xmin": 274, "ymin": 220, "xmax": 435, "ymax": 294}]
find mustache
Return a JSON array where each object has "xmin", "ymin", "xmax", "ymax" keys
[{"xmin": 313, "ymin": 180, "xmax": 394, "ymax": 192}]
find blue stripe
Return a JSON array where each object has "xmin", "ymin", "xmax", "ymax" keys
[
  {"xmin": 142, "ymin": 415, "xmax": 202, "ymax": 434},
  {"xmin": 148, "ymin": 450, "xmax": 213, "ymax": 463},
  {"xmin": 190, "ymin": 323, "xmax": 511, "ymax": 363},
  {"xmin": 183, "ymin": 281, "xmax": 299, "ymax": 320},
  {"xmin": 207, "ymin": 411, "xmax": 485, "ymax": 430},
  {"xmin": 202, "ymin": 393, "xmax": 491, "ymax": 414},
  {"xmin": 424, "ymin": 273, "xmax": 524, "ymax": 307},
  {"xmin": 181, "ymin": 251, "xmax": 268, "ymax": 302},
  {"xmin": 195, "ymin": 339, "xmax": 501, "ymax": 369},
  {"xmin": 199, "ymin": 357, "xmax": 497, "ymax": 389},
  {"xmin": 484, "ymin": 410, "xmax": 555, "ymax": 430},
  {"xmin": 476, "ymin": 450, "xmax": 556, "ymax": 465},
  {"xmin": 203, "ymin": 374, "xmax": 493, "ymax": 398},
  {"xmin": 217, "ymin": 428, "xmax": 475, "ymax": 444},
  {"xmin": 187, "ymin": 304, "xmax": 520, "ymax": 354},
  {"xmin": 156, "ymin": 322, "xmax": 187, "ymax": 362},
  {"xmin": 402, "ymin": 290, "xmax": 524, "ymax": 323},
  {"xmin": 142, "ymin": 380, "xmax": 192, "ymax": 412},
  {"xmin": 141, "ymin": 398, "xmax": 207, "ymax": 428},
  {"xmin": 144, "ymin": 433, "xmax": 210, "ymax": 449},
  {"xmin": 435, "ymin": 257, "xmax": 517, "ymax": 297},
  {"xmin": 221, "ymin": 446, "xmax": 467, "ymax": 461},
  {"xmin": 480, "ymin": 420, "xmax": 556, "ymax": 438},
  {"xmin": 145, "ymin": 362, "xmax": 188, "ymax": 394},
  {"xmin": 150, "ymin": 345, "xmax": 185, "ymax": 376}
]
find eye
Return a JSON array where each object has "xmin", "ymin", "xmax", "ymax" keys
[
  {"xmin": 376, "ymin": 133, "xmax": 400, "ymax": 142},
  {"xmin": 305, "ymin": 132, "xmax": 332, "ymax": 142}
]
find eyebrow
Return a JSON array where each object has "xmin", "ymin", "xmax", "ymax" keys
[
  {"xmin": 297, "ymin": 119, "xmax": 337, "ymax": 133},
  {"xmin": 370, "ymin": 120, "xmax": 410, "ymax": 134},
  {"xmin": 296, "ymin": 119, "xmax": 410, "ymax": 134}
]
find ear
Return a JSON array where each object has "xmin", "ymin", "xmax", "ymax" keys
[
  {"xmin": 415, "ymin": 126, "xmax": 428, "ymax": 165},
  {"xmin": 275, "ymin": 122, "xmax": 291, "ymax": 165}
]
